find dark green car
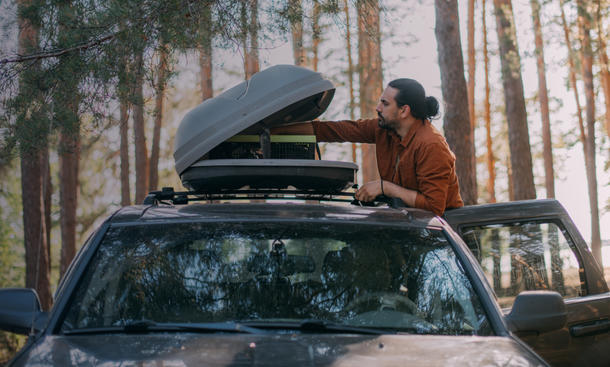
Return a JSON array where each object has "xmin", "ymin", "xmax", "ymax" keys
[{"xmin": 1, "ymin": 199, "xmax": 558, "ymax": 366}]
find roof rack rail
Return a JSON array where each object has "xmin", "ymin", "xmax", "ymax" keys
[
  {"xmin": 143, "ymin": 187, "xmax": 363, "ymax": 206},
  {"xmin": 142, "ymin": 187, "xmax": 412, "ymax": 210}
]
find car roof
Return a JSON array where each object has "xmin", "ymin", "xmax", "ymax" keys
[
  {"xmin": 109, "ymin": 201, "xmax": 446, "ymax": 229},
  {"xmin": 443, "ymin": 198, "xmax": 568, "ymax": 230}
]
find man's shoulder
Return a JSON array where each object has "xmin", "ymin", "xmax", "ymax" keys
[
  {"xmin": 413, "ymin": 122, "xmax": 455, "ymax": 159},
  {"xmin": 414, "ymin": 121, "xmax": 446, "ymax": 143}
]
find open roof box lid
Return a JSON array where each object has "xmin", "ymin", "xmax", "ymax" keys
[{"xmin": 174, "ymin": 64, "xmax": 357, "ymax": 193}]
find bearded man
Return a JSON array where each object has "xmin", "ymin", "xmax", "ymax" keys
[{"xmin": 275, "ymin": 78, "xmax": 463, "ymax": 216}]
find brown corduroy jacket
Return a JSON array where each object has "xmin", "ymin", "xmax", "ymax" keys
[{"xmin": 312, "ymin": 118, "xmax": 463, "ymax": 215}]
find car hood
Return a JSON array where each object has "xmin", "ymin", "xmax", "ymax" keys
[
  {"xmin": 173, "ymin": 64, "xmax": 335, "ymax": 175},
  {"xmin": 12, "ymin": 333, "xmax": 546, "ymax": 366}
]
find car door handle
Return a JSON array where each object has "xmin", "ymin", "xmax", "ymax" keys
[{"xmin": 570, "ymin": 319, "xmax": 610, "ymax": 337}]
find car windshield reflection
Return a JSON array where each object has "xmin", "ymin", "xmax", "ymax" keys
[{"xmin": 61, "ymin": 222, "xmax": 491, "ymax": 336}]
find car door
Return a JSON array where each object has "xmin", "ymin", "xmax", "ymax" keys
[{"xmin": 444, "ymin": 200, "xmax": 610, "ymax": 367}]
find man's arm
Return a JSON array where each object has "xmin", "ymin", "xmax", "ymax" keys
[
  {"xmin": 272, "ymin": 119, "xmax": 377, "ymax": 143},
  {"xmin": 271, "ymin": 122, "xmax": 314, "ymax": 135},
  {"xmin": 354, "ymin": 180, "xmax": 417, "ymax": 207}
]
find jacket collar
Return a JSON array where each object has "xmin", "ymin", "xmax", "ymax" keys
[{"xmin": 398, "ymin": 120, "xmax": 425, "ymax": 148}]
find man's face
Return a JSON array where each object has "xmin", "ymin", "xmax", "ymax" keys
[{"xmin": 376, "ymin": 87, "xmax": 402, "ymax": 131}]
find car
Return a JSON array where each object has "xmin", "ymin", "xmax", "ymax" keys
[
  {"xmin": 444, "ymin": 200, "xmax": 610, "ymax": 366},
  {"xmin": 0, "ymin": 64, "xmax": 605, "ymax": 366},
  {"xmin": 1, "ymin": 194, "xmax": 557, "ymax": 366}
]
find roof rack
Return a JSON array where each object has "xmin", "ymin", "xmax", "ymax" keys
[
  {"xmin": 142, "ymin": 187, "xmax": 402, "ymax": 207},
  {"xmin": 143, "ymin": 187, "xmax": 354, "ymax": 206}
]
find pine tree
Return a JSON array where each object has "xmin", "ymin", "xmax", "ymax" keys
[
  {"xmin": 343, "ymin": 0, "xmax": 357, "ymax": 166},
  {"xmin": 595, "ymin": 0, "xmax": 610, "ymax": 138},
  {"xmin": 576, "ymin": 0, "xmax": 602, "ymax": 266},
  {"xmin": 54, "ymin": 0, "xmax": 82, "ymax": 277},
  {"xmin": 467, "ymin": 0, "xmax": 476, "ymax": 162},
  {"xmin": 149, "ymin": 47, "xmax": 169, "ymax": 192},
  {"xmin": 482, "ymin": 0, "xmax": 496, "ymax": 203},
  {"xmin": 529, "ymin": 0, "xmax": 555, "ymax": 198},
  {"xmin": 435, "ymin": 0, "xmax": 478, "ymax": 204},
  {"xmin": 289, "ymin": 0, "xmax": 306, "ymax": 66},
  {"xmin": 199, "ymin": 4, "xmax": 214, "ymax": 101},
  {"xmin": 356, "ymin": 0, "xmax": 381, "ymax": 183},
  {"xmin": 15, "ymin": 0, "xmax": 52, "ymax": 309},
  {"xmin": 492, "ymin": 0, "xmax": 536, "ymax": 200}
]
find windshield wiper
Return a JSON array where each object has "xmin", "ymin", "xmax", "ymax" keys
[
  {"xmin": 63, "ymin": 320, "xmax": 266, "ymax": 335},
  {"xmin": 241, "ymin": 319, "xmax": 388, "ymax": 335}
]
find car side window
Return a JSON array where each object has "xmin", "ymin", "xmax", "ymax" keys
[{"xmin": 460, "ymin": 221, "xmax": 584, "ymax": 308}]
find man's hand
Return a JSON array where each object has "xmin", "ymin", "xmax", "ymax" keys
[
  {"xmin": 354, "ymin": 180, "xmax": 383, "ymax": 202},
  {"xmin": 355, "ymin": 180, "xmax": 418, "ymax": 207}
]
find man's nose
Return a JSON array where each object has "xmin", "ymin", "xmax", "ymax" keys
[{"xmin": 375, "ymin": 103, "xmax": 382, "ymax": 112}]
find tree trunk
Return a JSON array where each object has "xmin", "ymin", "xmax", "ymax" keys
[
  {"xmin": 117, "ymin": 26, "xmax": 131, "ymax": 207},
  {"xmin": 42, "ymin": 145, "xmax": 52, "ymax": 274},
  {"xmin": 467, "ymin": 0, "xmax": 476, "ymax": 157},
  {"xmin": 577, "ymin": 0, "xmax": 602, "ymax": 267},
  {"xmin": 17, "ymin": 0, "xmax": 52, "ymax": 310},
  {"xmin": 59, "ymin": 127, "xmax": 80, "ymax": 277},
  {"xmin": 596, "ymin": 0, "xmax": 610, "ymax": 138},
  {"xmin": 530, "ymin": 0, "xmax": 555, "ymax": 198},
  {"xmin": 248, "ymin": 0, "xmax": 260, "ymax": 76},
  {"xmin": 21, "ymin": 151, "xmax": 52, "ymax": 309},
  {"xmin": 149, "ymin": 48, "xmax": 169, "ymax": 192},
  {"xmin": 133, "ymin": 50, "xmax": 149, "ymax": 204},
  {"xmin": 312, "ymin": 0, "xmax": 321, "ymax": 71},
  {"xmin": 434, "ymin": 0, "xmax": 478, "ymax": 205},
  {"xmin": 493, "ymin": 0, "xmax": 536, "ymax": 200},
  {"xmin": 491, "ymin": 229, "xmax": 501, "ymax": 293},
  {"xmin": 199, "ymin": 5, "xmax": 213, "ymax": 100},
  {"xmin": 289, "ymin": 0, "xmax": 306, "ymax": 66},
  {"xmin": 507, "ymin": 156, "xmax": 514, "ymax": 201},
  {"xmin": 243, "ymin": 0, "xmax": 260, "ymax": 79},
  {"xmin": 199, "ymin": 50, "xmax": 213, "ymax": 100},
  {"xmin": 560, "ymin": 1, "xmax": 586, "ymax": 146},
  {"xmin": 549, "ymin": 225, "xmax": 565, "ymax": 294},
  {"xmin": 57, "ymin": 0, "xmax": 81, "ymax": 277},
  {"xmin": 344, "ymin": 0, "xmax": 357, "ymax": 166},
  {"xmin": 356, "ymin": 0, "xmax": 381, "ymax": 183},
  {"xmin": 482, "ymin": 0, "xmax": 496, "ymax": 203},
  {"xmin": 119, "ymin": 99, "xmax": 131, "ymax": 206}
]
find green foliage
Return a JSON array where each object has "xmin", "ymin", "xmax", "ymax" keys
[
  {"xmin": 2, "ymin": 0, "xmax": 333, "ymax": 160},
  {"xmin": 0, "ymin": 331, "xmax": 25, "ymax": 366},
  {"xmin": 0, "ymin": 164, "xmax": 25, "ymax": 289}
]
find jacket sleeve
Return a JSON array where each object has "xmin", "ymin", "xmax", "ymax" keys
[
  {"xmin": 312, "ymin": 119, "xmax": 378, "ymax": 143},
  {"xmin": 413, "ymin": 142, "xmax": 455, "ymax": 216}
]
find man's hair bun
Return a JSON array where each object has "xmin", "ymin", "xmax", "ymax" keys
[{"xmin": 425, "ymin": 96, "xmax": 440, "ymax": 119}]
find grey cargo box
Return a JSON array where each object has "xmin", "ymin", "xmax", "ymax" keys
[{"xmin": 173, "ymin": 64, "xmax": 358, "ymax": 192}]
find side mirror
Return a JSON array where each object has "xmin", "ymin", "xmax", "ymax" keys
[
  {"xmin": 0, "ymin": 288, "xmax": 48, "ymax": 335},
  {"xmin": 505, "ymin": 290, "xmax": 567, "ymax": 334}
]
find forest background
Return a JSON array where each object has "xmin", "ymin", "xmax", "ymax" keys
[{"xmin": 0, "ymin": 0, "xmax": 609, "ymax": 361}]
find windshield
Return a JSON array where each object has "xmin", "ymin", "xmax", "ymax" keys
[{"xmin": 61, "ymin": 221, "xmax": 491, "ymax": 335}]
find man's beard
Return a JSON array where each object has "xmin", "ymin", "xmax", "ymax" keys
[{"xmin": 378, "ymin": 112, "xmax": 396, "ymax": 131}]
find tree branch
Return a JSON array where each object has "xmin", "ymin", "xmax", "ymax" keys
[{"xmin": 0, "ymin": 34, "xmax": 116, "ymax": 65}]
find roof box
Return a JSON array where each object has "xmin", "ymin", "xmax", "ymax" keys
[
  {"xmin": 181, "ymin": 159, "xmax": 357, "ymax": 193},
  {"xmin": 173, "ymin": 64, "xmax": 357, "ymax": 193}
]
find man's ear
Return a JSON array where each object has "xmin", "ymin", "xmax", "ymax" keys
[{"xmin": 400, "ymin": 105, "xmax": 411, "ymax": 118}]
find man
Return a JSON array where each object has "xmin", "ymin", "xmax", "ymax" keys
[{"xmin": 276, "ymin": 78, "xmax": 463, "ymax": 216}]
